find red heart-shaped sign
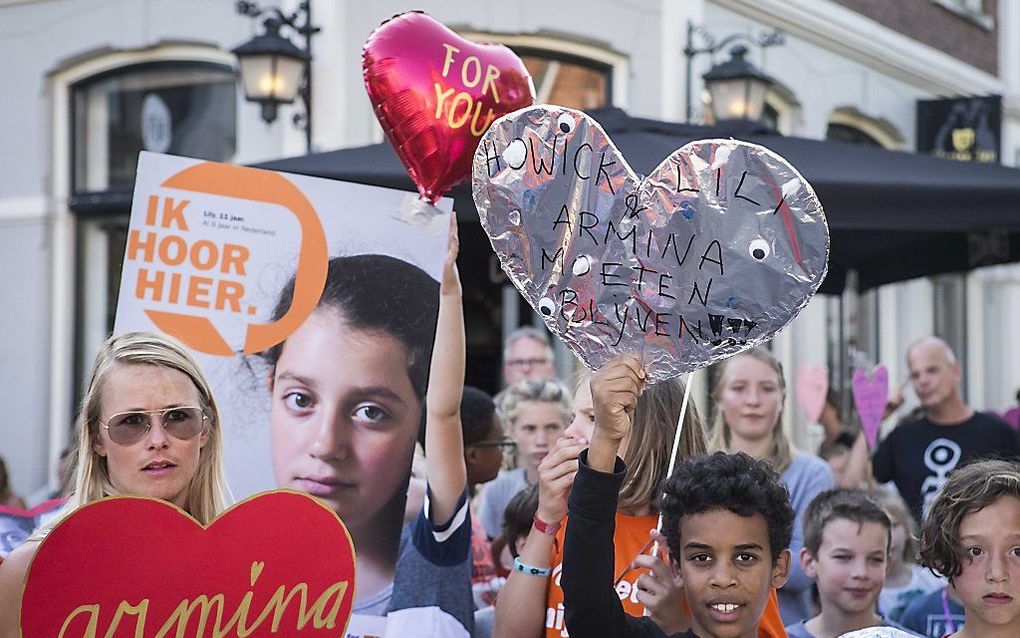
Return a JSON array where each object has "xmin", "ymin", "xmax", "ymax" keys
[
  {"xmin": 21, "ymin": 491, "xmax": 355, "ymax": 637},
  {"xmin": 363, "ymin": 11, "xmax": 535, "ymax": 203}
]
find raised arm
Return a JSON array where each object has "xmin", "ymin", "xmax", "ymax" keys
[
  {"xmin": 424, "ymin": 215, "xmax": 467, "ymax": 525},
  {"xmin": 494, "ymin": 435, "xmax": 586, "ymax": 638},
  {"xmin": 563, "ymin": 357, "xmax": 665, "ymax": 638}
]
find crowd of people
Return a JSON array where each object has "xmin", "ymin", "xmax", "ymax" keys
[{"xmin": 1, "ymin": 221, "xmax": 1019, "ymax": 638}]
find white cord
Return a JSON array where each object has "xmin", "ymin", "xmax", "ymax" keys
[{"xmin": 651, "ymin": 372, "xmax": 692, "ymax": 558}]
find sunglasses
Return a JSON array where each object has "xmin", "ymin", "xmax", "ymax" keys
[
  {"xmin": 468, "ymin": 439, "xmax": 518, "ymax": 452},
  {"xmin": 506, "ymin": 358, "xmax": 550, "ymax": 369},
  {"xmin": 101, "ymin": 406, "xmax": 207, "ymax": 446}
]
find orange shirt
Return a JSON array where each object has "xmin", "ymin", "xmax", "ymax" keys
[{"xmin": 544, "ymin": 512, "xmax": 786, "ymax": 638}]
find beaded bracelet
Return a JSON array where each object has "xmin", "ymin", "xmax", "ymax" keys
[{"xmin": 513, "ymin": 556, "xmax": 551, "ymax": 577}]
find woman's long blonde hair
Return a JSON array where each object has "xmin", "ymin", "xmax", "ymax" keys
[
  {"xmin": 35, "ymin": 332, "xmax": 228, "ymax": 536},
  {"xmin": 572, "ymin": 371, "xmax": 708, "ymax": 514},
  {"xmin": 619, "ymin": 377, "xmax": 707, "ymax": 513},
  {"xmin": 708, "ymin": 348, "xmax": 795, "ymax": 474}
]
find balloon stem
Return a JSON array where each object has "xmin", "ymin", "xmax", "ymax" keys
[
  {"xmin": 652, "ymin": 372, "xmax": 693, "ymax": 559},
  {"xmin": 398, "ymin": 194, "xmax": 448, "ymax": 229}
]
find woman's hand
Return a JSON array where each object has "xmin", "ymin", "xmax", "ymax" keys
[
  {"xmin": 588, "ymin": 356, "xmax": 644, "ymax": 472},
  {"xmin": 536, "ymin": 434, "xmax": 587, "ymax": 524}
]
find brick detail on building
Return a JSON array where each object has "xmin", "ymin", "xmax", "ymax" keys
[{"xmin": 832, "ymin": 0, "xmax": 998, "ymax": 76}]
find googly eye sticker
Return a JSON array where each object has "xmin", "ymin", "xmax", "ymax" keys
[
  {"xmin": 502, "ymin": 140, "xmax": 527, "ymax": 169},
  {"xmin": 556, "ymin": 113, "xmax": 575, "ymax": 134},
  {"xmin": 537, "ymin": 297, "xmax": 556, "ymax": 316},
  {"xmin": 572, "ymin": 255, "xmax": 592, "ymax": 276},
  {"xmin": 748, "ymin": 238, "xmax": 771, "ymax": 261}
]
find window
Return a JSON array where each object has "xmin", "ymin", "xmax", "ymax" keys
[
  {"xmin": 826, "ymin": 123, "xmax": 883, "ymax": 147},
  {"xmin": 931, "ymin": 0, "xmax": 994, "ymax": 29},
  {"xmin": 518, "ymin": 51, "xmax": 612, "ymax": 110},
  {"xmin": 826, "ymin": 107, "xmax": 904, "ymax": 150},
  {"xmin": 762, "ymin": 103, "xmax": 780, "ymax": 132},
  {"xmin": 68, "ymin": 61, "xmax": 237, "ymax": 396},
  {"xmin": 72, "ymin": 62, "xmax": 236, "ymax": 198},
  {"xmin": 761, "ymin": 80, "xmax": 801, "ymax": 135}
]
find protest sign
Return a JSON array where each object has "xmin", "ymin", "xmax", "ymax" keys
[
  {"xmin": 473, "ymin": 105, "xmax": 829, "ymax": 381},
  {"xmin": 796, "ymin": 363, "xmax": 829, "ymax": 423},
  {"xmin": 364, "ymin": 11, "xmax": 534, "ymax": 203},
  {"xmin": 853, "ymin": 365, "xmax": 890, "ymax": 448},
  {"xmin": 22, "ymin": 491, "xmax": 355, "ymax": 638},
  {"xmin": 114, "ymin": 152, "xmax": 450, "ymax": 635}
]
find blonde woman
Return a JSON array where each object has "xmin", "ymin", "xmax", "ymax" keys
[
  {"xmin": 708, "ymin": 347, "xmax": 834, "ymax": 625},
  {"xmin": 0, "ymin": 331, "xmax": 227, "ymax": 636}
]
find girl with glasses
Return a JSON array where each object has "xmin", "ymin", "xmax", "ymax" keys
[{"xmin": 0, "ymin": 331, "xmax": 228, "ymax": 634}]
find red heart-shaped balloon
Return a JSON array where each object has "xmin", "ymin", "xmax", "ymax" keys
[
  {"xmin": 21, "ymin": 491, "xmax": 356, "ymax": 637},
  {"xmin": 363, "ymin": 11, "xmax": 535, "ymax": 203}
]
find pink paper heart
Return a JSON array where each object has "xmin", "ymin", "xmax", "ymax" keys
[
  {"xmin": 853, "ymin": 365, "xmax": 889, "ymax": 448},
  {"xmin": 796, "ymin": 363, "xmax": 828, "ymax": 423}
]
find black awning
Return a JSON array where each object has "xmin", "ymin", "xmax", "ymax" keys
[{"xmin": 256, "ymin": 107, "xmax": 1020, "ymax": 294}]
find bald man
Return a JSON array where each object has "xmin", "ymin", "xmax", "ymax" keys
[{"xmin": 871, "ymin": 336, "xmax": 1020, "ymax": 523}]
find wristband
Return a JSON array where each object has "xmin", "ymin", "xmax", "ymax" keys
[
  {"xmin": 513, "ymin": 556, "xmax": 551, "ymax": 577},
  {"xmin": 532, "ymin": 514, "xmax": 562, "ymax": 535}
]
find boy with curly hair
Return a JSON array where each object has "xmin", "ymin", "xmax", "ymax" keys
[
  {"xmin": 560, "ymin": 357, "xmax": 793, "ymax": 638},
  {"xmin": 918, "ymin": 459, "xmax": 1020, "ymax": 638}
]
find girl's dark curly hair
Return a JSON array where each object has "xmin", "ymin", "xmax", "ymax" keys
[
  {"xmin": 661, "ymin": 451, "xmax": 795, "ymax": 563},
  {"xmin": 920, "ymin": 459, "xmax": 1020, "ymax": 580}
]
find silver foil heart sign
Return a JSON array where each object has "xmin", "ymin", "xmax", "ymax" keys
[{"xmin": 472, "ymin": 105, "xmax": 829, "ymax": 382}]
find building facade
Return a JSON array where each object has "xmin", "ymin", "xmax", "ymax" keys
[{"xmin": 1, "ymin": 0, "xmax": 1018, "ymax": 499}]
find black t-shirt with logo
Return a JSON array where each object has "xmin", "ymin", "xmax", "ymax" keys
[{"xmin": 872, "ymin": 412, "xmax": 1020, "ymax": 523}]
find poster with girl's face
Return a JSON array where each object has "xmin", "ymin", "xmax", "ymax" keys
[{"xmin": 114, "ymin": 152, "xmax": 450, "ymax": 633}]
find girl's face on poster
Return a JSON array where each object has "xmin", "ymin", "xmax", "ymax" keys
[
  {"xmin": 718, "ymin": 355, "xmax": 784, "ymax": 444},
  {"xmin": 269, "ymin": 309, "xmax": 422, "ymax": 531},
  {"xmin": 93, "ymin": 364, "xmax": 208, "ymax": 509}
]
